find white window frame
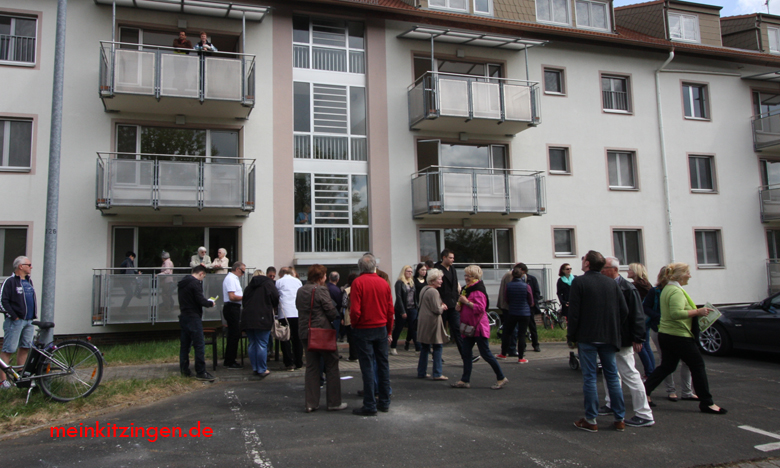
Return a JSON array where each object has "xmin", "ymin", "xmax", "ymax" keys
[
  {"xmin": 543, "ymin": 67, "xmax": 566, "ymax": 95},
  {"xmin": 553, "ymin": 227, "xmax": 576, "ymax": 257},
  {"xmin": 607, "ymin": 150, "xmax": 637, "ymax": 190},
  {"xmin": 668, "ymin": 12, "xmax": 700, "ymax": 43},
  {"xmin": 292, "ymin": 16, "xmax": 366, "ymax": 74},
  {"xmin": 536, "ymin": 0, "xmax": 570, "ymax": 26},
  {"xmin": 601, "ymin": 74, "xmax": 631, "ymax": 113},
  {"xmin": 548, "ymin": 146, "xmax": 571, "ymax": 174},
  {"xmin": 473, "ymin": 0, "xmax": 494, "ymax": 15},
  {"xmin": 694, "ymin": 229, "xmax": 724, "ymax": 267},
  {"xmin": 689, "ymin": 154, "xmax": 717, "ymax": 192},
  {"xmin": 769, "ymin": 27, "xmax": 780, "ymax": 54},
  {"xmin": 0, "ymin": 14, "xmax": 37, "ymax": 66},
  {"xmin": 0, "ymin": 118, "xmax": 33, "ymax": 172},
  {"xmin": 612, "ymin": 229, "xmax": 644, "ymax": 266},
  {"xmin": 682, "ymin": 82, "xmax": 709, "ymax": 120},
  {"xmin": 428, "ymin": 0, "xmax": 469, "ymax": 12},
  {"xmin": 574, "ymin": 0, "xmax": 610, "ymax": 31}
]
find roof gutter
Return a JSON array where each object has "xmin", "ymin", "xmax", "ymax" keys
[{"xmin": 656, "ymin": 49, "xmax": 676, "ymax": 262}]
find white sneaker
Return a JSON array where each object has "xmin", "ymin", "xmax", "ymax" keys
[{"xmin": 390, "ymin": 348, "xmax": 398, "ymax": 355}]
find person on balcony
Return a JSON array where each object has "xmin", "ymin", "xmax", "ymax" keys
[
  {"xmin": 194, "ymin": 32, "xmax": 218, "ymax": 55},
  {"xmin": 159, "ymin": 251, "xmax": 175, "ymax": 314},
  {"xmin": 172, "ymin": 31, "xmax": 193, "ymax": 54},
  {"xmin": 212, "ymin": 248, "xmax": 229, "ymax": 274},
  {"xmin": 119, "ymin": 251, "xmax": 139, "ymax": 313},
  {"xmin": 189, "ymin": 247, "xmax": 212, "ymax": 269}
]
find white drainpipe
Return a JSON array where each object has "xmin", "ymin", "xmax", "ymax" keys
[{"xmin": 656, "ymin": 50, "xmax": 675, "ymax": 262}]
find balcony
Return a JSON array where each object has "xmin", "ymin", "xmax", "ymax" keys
[
  {"xmin": 99, "ymin": 41, "xmax": 255, "ymax": 119},
  {"xmin": 760, "ymin": 185, "xmax": 780, "ymax": 223},
  {"xmin": 753, "ymin": 111, "xmax": 780, "ymax": 154},
  {"xmin": 91, "ymin": 268, "xmax": 252, "ymax": 326},
  {"xmin": 408, "ymin": 72, "xmax": 540, "ymax": 135},
  {"xmin": 411, "ymin": 166, "xmax": 545, "ymax": 220},
  {"xmin": 96, "ymin": 152, "xmax": 255, "ymax": 214}
]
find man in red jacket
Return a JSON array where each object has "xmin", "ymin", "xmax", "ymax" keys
[{"xmin": 349, "ymin": 253, "xmax": 394, "ymax": 416}]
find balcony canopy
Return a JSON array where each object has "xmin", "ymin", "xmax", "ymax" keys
[
  {"xmin": 743, "ymin": 70, "xmax": 780, "ymax": 82},
  {"xmin": 93, "ymin": 0, "xmax": 269, "ymax": 21},
  {"xmin": 398, "ymin": 26, "xmax": 546, "ymax": 51}
]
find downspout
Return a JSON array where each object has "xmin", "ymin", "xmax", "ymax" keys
[{"xmin": 656, "ymin": 50, "xmax": 675, "ymax": 262}]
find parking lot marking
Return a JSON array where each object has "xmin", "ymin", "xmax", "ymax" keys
[
  {"xmin": 738, "ymin": 425, "xmax": 780, "ymax": 452},
  {"xmin": 226, "ymin": 389, "xmax": 274, "ymax": 467}
]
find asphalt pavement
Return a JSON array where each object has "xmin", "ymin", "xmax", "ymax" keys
[{"xmin": 1, "ymin": 343, "xmax": 778, "ymax": 468}]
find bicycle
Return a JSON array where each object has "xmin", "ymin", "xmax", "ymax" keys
[
  {"xmin": 0, "ymin": 321, "xmax": 104, "ymax": 403},
  {"xmin": 538, "ymin": 299, "xmax": 567, "ymax": 331}
]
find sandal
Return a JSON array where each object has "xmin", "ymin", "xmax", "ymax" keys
[
  {"xmin": 451, "ymin": 381, "xmax": 470, "ymax": 388},
  {"xmin": 433, "ymin": 376, "xmax": 449, "ymax": 381},
  {"xmin": 667, "ymin": 393, "xmax": 679, "ymax": 402}
]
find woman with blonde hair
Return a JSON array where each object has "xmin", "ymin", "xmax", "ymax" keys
[
  {"xmin": 416, "ymin": 268, "xmax": 449, "ymax": 380},
  {"xmin": 391, "ymin": 265, "xmax": 419, "ymax": 354},
  {"xmin": 628, "ymin": 263, "xmax": 651, "ymax": 299},
  {"xmin": 451, "ymin": 265, "xmax": 508, "ymax": 390},
  {"xmin": 643, "ymin": 263, "xmax": 727, "ymax": 414}
]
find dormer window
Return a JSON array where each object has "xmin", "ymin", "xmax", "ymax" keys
[
  {"xmin": 668, "ymin": 12, "xmax": 700, "ymax": 43},
  {"xmin": 769, "ymin": 27, "xmax": 780, "ymax": 54},
  {"xmin": 537, "ymin": 0, "xmax": 570, "ymax": 25},
  {"xmin": 575, "ymin": 0, "xmax": 609, "ymax": 31},
  {"xmin": 429, "ymin": 0, "xmax": 468, "ymax": 12}
]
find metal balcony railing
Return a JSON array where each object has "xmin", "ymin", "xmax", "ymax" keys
[
  {"xmin": 91, "ymin": 267, "xmax": 253, "ymax": 326},
  {"xmin": 96, "ymin": 152, "xmax": 255, "ymax": 211},
  {"xmin": 411, "ymin": 166, "xmax": 546, "ymax": 217},
  {"xmin": 767, "ymin": 260, "xmax": 780, "ymax": 296},
  {"xmin": 602, "ymin": 90, "xmax": 629, "ymax": 111},
  {"xmin": 0, "ymin": 34, "xmax": 35, "ymax": 63},
  {"xmin": 407, "ymin": 72, "xmax": 541, "ymax": 131},
  {"xmin": 752, "ymin": 111, "xmax": 780, "ymax": 151},
  {"xmin": 760, "ymin": 184, "xmax": 780, "ymax": 222},
  {"xmin": 99, "ymin": 41, "xmax": 255, "ymax": 107}
]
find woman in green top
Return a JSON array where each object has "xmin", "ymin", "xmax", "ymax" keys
[{"xmin": 643, "ymin": 263, "xmax": 727, "ymax": 415}]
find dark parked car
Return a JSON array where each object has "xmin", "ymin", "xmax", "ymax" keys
[{"xmin": 699, "ymin": 293, "xmax": 780, "ymax": 356}]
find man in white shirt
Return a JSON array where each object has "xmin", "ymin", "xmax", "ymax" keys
[
  {"xmin": 222, "ymin": 262, "xmax": 245, "ymax": 369},
  {"xmin": 276, "ymin": 267, "xmax": 303, "ymax": 370}
]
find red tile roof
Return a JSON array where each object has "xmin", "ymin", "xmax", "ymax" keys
[{"xmin": 312, "ymin": 0, "xmax": 780, "ymax": 65}]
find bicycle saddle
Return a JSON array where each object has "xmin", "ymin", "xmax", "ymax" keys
[{"xmin": 32, "ymin": 321, "xmax": 55, "ymax": 329}]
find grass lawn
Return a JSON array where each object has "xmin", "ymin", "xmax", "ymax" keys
[{"xmin": 0, "ymin": 376, "xmax": 203, "ymax": 436}]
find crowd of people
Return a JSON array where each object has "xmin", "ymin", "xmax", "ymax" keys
[{"xmin": 168, "ymin": 245, "xmax": 728, "ymax": 424}]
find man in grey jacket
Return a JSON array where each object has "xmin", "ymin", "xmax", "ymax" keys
[
  {"xmin": 567, "ymin": 250, "xmax": 628, "ymax": 432},
  {"xmin": 599, "ymin": 257, "xmax": 654, "ymax": 428}
]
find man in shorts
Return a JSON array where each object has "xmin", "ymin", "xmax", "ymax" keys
[{"xmin": 0, "ymin": 256, "xmax": 37, "ymax": 388}]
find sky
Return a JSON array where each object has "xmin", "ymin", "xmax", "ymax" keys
[{"xmin": 612, "ymin": 0, "xmax": 779, "ymax": 17}]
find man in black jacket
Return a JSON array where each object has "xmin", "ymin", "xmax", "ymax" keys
[
  {"xmin": 521, "ymin": 264, "xmax": 542, "ymax": 352},
  {"xmin": 178, "ymin": 265, "xmax": 216, "ymax": 381},
  {"xmin": 0, "ymin": 256, "xmax": 36, "ymax": 388},
  {"xmin": 567, "ymin": 250, "xmax": 628, "ymax": 432},
  {"xmin": 599, "ymin": 257, "xmax": 654, "ymax": 427}
]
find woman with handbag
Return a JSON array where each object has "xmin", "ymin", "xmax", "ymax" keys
[
  {"xmin": 416, "ymin": 268, "xmax": 449, "ymax": 380},
  {"xmin": 452, "ymin": 265, "xmax": 508, "ymax": 390},
  {"xmin": 296, "ymin": 264, "xmax": 347, "ymax": 413},
  {"xmin": 241, "ymin": 270, "xmax": 280, "ymax": 378}
]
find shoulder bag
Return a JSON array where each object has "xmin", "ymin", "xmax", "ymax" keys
[
  {"xmin": 273, "ymin": 306, "xmax": 290, "ymax": 342},
  {"xmin": 307, "ymin": 286, "xmax": 337, "ymax": 353}
]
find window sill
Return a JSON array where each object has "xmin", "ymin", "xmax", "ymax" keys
[
  {"xmin": 670, "ymin": 38, "xmax": 701, "ymax": 44},
  {"xmin": 549, "ymin": 170, "xmax": 571, "ymax": 175},
  {"xmin": 608, "ymin": 186, "xmax": 639, "ymax": 191},
  {"xmin": 691, "ymin": 189, "xmax": 717, "ymax": 194},
  {"xmin": 544, "ymin": 91, "xmax": 567, "ymax": 97},
  {"xmin": 0, "ymin": 167, "xmax": 32, "ymax": 173},
  {"xmin": 576, "ymin": 24, "xmax": 611, "ymax": 33},
  {"xmin": 603, "ymin": 108, "xmax": 632, "ymax": 115},
  {"xmin": 696, "ymin": 264, "xmax": 724, "ymax": 269},
  {"xmin": 554, "ymin": 253, "xmax": 577, "ymax": 258},
  {"xmin": 537, "ymin": 19, "xmax": 571, "ymax": 27},
  {"xmin": 0, "ymin": 61, "xmax": 36, "ymax": 68},
  {"xmin": 684, "ymin": 116, "xmax": 710, "ymax": 122}
]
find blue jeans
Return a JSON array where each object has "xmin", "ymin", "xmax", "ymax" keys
[
  {"xmin": 352, "ymin": 326, "xmax": 391, "ymax": 412},
  {"xmin": 637, "ymin": 329, "xmax": 655, "ymax": 376},
  {"xmin": 246, "ymin": 329, "xmax": 271, "ymax": 373},
  {"xmin": 579, "ymin": 342, "xmax": 625, "ymax": 421},
  {"xmin": 418, "ymin": 343, "xmax": 443, "ymax": 378},
  {"xmin": 460, "ymin": 336, "xmax": 505, "ymax": 383},
  {"xmin": 179, "ymin": 314, "xmax": 206, "ymax": 375}
]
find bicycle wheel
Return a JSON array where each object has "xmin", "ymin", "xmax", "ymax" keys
[
  {"xmin": 542, "ymin": 314, "xmax": 552, "ymax": 330},
  {"xmin": 38, "ymin": 340, "xmax": 103, "ymax": 402},
  {"xmin": 556, "ymin": 316, "xmax": 568, "ymax": 330},
  {"xmin": 487, "ymin": 311, "xmax": 502, "ymax": 331}
]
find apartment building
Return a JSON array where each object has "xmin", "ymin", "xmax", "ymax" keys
[{"xmin": 2, "ymin": 0, "xmax": 780, "ymax": 337}]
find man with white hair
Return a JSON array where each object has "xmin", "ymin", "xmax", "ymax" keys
[
  {"xmin": 189, "ymin": 247, "xmax": 212, "ymax": 268},
  {"xmin": 0, "ymin": 256, "xmax": 36, "ymax": 388},
  {"xmin": 599, "ymin": 256, "xmax": 654, "ymax": 428}
]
